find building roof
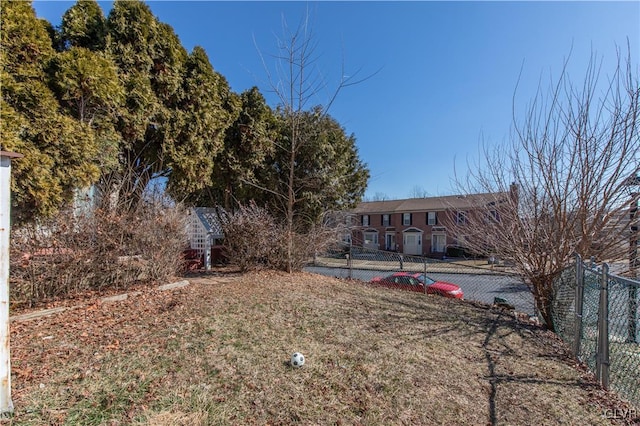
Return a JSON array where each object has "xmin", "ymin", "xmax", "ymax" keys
[
  {"xmin": 194, "ymin": 207, "xmax": 224, "ymax": 239},
  {"xmin": 354, "ymin": 192, "xmax": 508, "ymax": 214}
]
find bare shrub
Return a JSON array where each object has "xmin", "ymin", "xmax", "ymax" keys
[
  {"xmin": 10, "ymin": 211, "xmax": 93, "ymax": 305},
  {"xmin": 221, "ymin": 203, "xmax": 284, "ymax": 272},
  {"xmin": 9, "ymin": 195, "xmax": 188, "ymax": 307},
  {"xmin": 286, "ymin": 212, "xmax": 351, "ymax": 271},
  {"xmin": 222, "ymin": 204, "xmax": 348, "ymax": 272}
]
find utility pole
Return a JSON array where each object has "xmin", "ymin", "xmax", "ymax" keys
[{"xmin": 0, "ymin": 149, "xmax": 22, "ymax": 415}]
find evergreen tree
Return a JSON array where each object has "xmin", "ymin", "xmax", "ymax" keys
[
  {"xmin": 60, "ymin": 0, "xmax": 107, "ymax": 51},
  {"xmin": 105, "ymin": 1, "xmax": 186, "ymax": 210},
  {"xmin": 105, "ymin": 1, "xmax": 236, "ymax": 211},
  {"xmin": 263, "ymin": 108, "xmax": 369, "ymax": 228},
  {"xmin": 165, "ymin": 46, "xmax": 238, "ymax": 200},
  {"xmin": 1, "ymin": 1, "xmax": 101, "ymax": 221},
  {"xmin": 2, "ymin": 0, "xmax": 369, "ymax": 232},
  {"xmin": 190, "ymin": 87, "xmax": 277, "ymax": 209},
  {"xmin": 51, "ymin": 46, "xmax": 123, "ymax": 174}
]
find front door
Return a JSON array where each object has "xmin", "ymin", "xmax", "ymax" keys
[
  {"xmin": 403, "ymin": 232, "xmax": 421, "ymax": 255},
  {"xmin": 385, "ymin": 233, "xmax": 396, "ymax": 251},
  {"xmin": 432, "ymin": 233, "xmax": 446, "ymax": 253}
]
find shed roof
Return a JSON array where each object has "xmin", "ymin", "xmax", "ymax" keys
[{"xmin": 194, "ymin": 207, "xmax": 224, "ymax": 239}]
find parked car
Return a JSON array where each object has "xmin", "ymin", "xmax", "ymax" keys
[{"xmin": 370, "ymin": 272, "xmax": 464, "ymax": 299}]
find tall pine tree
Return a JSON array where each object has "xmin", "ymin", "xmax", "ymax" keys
[
  {"xmin": 165, "ymin": 46, "xmax": 238, "ymax": 200},
  {"xmin": 1, "ymin": 1, "xmax": 101, "ymax": 221}
]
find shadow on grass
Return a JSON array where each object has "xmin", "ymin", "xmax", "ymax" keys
[
  {"xmin": 349, "ymin": 289, "xmax": 589, "ymax": 425},
  {"xmin": 483, "ymin": 312, "xmax": 502, "ymax": 426},
  {"xmin": 480, "ymin": 312, "xmax": 600, "ymax": 426}
]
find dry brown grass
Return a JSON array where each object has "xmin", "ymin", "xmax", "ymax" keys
[{"xmin": 4, "ymin": 271, "xmax": 637, "ymax": 425}]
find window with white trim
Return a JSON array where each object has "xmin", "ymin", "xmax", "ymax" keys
[
  {"xmin": 362, "ymin": 215, "xmax": 369, "ymax": 226},
  {"xmin": 363, "ymin": 231, "xmax": 378, "ymax": 245},
  {"xmin": 456, "ymin": 211, "xmax": 467, "ymax": 224},
  {"xmin": 427, "ymin": 211, "xmax": 437, "ymax": 225},
  {"xmin": 402, "ymin": 213, "xmax": 412, "ymax": 226},
  {"xmin": 382, "ymin": 214, "xmax": 390, "ymax": 227}
]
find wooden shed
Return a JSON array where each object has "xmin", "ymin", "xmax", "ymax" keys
[{"xmin": 186, "ymin": 207, "xmax": 225, "ymax": 269}]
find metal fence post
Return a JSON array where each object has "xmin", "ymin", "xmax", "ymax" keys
[
  {"xmin": 423, "ymin": 258, "xmax": 427, "ymax": 294},
  {"xmin": 629, "ymin": 188, "xmax": 638, "ymax": 343},
  {"xmin": 629, "ymin": 284, "xmax": 638, "ymax": 344},
  {"xmin": 596, "ymin": 263, "xmax": 610, "ymax": 390},
  {"xmin": 573, "ymin": 254, "xmax": 584, "ymax": 357},
  {"xmin": 347, "ymin": 245, "xmax": 352, "ymax": 280}
]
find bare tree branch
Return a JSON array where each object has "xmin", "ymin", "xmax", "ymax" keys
[
  {"xmin": 248, "ymin": 10, "xmax": 374, "ymax": 272},
  {"xmin": 452, "ymin": 46, "xmax": 639, "ymax": 329}
]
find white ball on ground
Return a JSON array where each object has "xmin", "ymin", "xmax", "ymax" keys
[{"xmin": 290, "ymin": 352, "xmax": 305, "ymax": 368}]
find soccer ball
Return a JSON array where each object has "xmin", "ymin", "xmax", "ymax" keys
[{"xmin": 290, "ymin": 352, "xmax": 305, "ymax": 368}]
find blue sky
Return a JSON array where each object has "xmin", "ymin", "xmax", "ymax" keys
[{"xmin": 33, "ymin": 1, "xmax": 639, "ymax": 200}]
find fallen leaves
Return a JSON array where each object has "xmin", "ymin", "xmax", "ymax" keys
[{"xmin": 4, "ymin": 271, "xmax": 637, "ymax": 425}]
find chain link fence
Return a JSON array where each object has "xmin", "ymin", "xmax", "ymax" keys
[
  {"xmin": 307, "ymin": 245, "xmax": 536, "ymax": 315},
  {"xmin": 551, "ymin": 256, "xmax": 640, "ymax": 409},
  {"xmin": 309, "ymin": 247, "xmax": 640, "ymax": 408}
]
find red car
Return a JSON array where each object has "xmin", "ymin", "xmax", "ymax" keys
[{"xmin": 370, "ymin": 272, "xmax": 464, "ymax": 299}]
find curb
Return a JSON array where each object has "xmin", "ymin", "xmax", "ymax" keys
[
  {"xmin": 10, "ymin": 280, "xmax": 190, "ymax": 323},
  {"xmin": 10, "ymin": 306, "xmax": 74, "ymax": 323}
]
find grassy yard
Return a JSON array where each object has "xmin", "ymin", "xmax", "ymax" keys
[{"xmin": 4, "ymin": 271, "xmax": 637, "ymax": 425}]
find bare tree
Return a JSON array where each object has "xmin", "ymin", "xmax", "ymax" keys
[
  {"xmin": 408, "ymin": 185, "xmax": 431, "ymax": 198},
  {"xmin": 363, "ymin": 192, "xmax": 391, "ymax": 202},
  {"xmin": 451, "ymin": 48, "xmax": 639, "ymax": 329},
  {"xmin": 253, "ymin": 12, "xmax": 374, "ymax": 272}
]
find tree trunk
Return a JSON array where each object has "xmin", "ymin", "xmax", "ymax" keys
[
  {"xmin": 286, "ymin": 132, "xmax": 296, "ymax": 274},
  {"xmin": 531, "ymin": 275, "xmax": 556, "ymax": 331}
]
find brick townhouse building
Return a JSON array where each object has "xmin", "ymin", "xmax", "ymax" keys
[{"xmin": 349, "ymin": 191, "xmax": 513, "ymax": 258}]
